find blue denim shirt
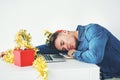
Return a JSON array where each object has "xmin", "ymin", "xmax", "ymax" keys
[{"xmin": 73, "ymin": 23, "xmax": 120, "ymax": 79}]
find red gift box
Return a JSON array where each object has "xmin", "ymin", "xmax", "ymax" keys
[{"xmin": 13, "ymin": 49, "xmax": 35, "ymax": 67}]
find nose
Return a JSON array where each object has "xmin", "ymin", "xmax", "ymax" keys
[{"xmin": 62, "ymin": 45, "xmax": 68, "ymax": 51}]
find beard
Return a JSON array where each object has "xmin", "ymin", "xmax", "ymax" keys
[{"xmin": 75, "ymin": 38, "xmax": 79, "ymax": 49}]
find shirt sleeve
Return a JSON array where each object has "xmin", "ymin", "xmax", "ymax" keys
[
  {"xmin": 73, "ymin": 24, "xmax": 108, "ymax": 64},
  {"xmin": 36, "ymin": 44, "xmax": 59, "ymax": 54},
  {"xmin": 36, "ymin": 44, "xmax": 67, "ymax": 54}
]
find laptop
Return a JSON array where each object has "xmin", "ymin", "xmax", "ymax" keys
[{"xmin": 37, "ymin": 52, "xmax": 66, "ymax": 63}]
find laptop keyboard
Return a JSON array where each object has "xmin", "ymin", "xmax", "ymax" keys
[
  {"xmin": 43, "ymin": 54, "xmax": 53, "ymax": 61},
  {"xmin": 38, "ymin": 53, "xmax": 66, "ymax": 63},
  {"xmin": 52, "ymin": 54, "xmax": 63, "ymax": 58}
]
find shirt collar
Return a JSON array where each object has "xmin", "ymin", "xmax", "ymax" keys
[{"xmin": 76, "ymin": 25, "xmax": 85, "ymax": 41}]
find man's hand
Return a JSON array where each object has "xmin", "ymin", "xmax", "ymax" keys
[
  {"xmin": 0, "ymin": 52, "xmax": 6, "ymax": 58},
  {"xmin": 67, "ymin": 49, "xmax": 76, "ymax": 58}
]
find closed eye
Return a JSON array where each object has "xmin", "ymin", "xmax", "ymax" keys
[{"xmin": 60, "ymin": 40, "xmax": 64, "ymax": 46}]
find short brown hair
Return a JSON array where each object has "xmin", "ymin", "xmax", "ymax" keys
[{"xmin": 48, "ymin": 32, "xmax": 60, "ymax": 49}]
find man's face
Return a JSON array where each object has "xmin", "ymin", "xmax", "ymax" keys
[{"xmin": 54, "ymin": 31, "xmax": 77, "ymax": 51}]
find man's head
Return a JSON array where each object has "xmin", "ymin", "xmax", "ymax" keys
[{"xmin": 48, "ymin": 30, "xmax": 78, "ymax": 52}]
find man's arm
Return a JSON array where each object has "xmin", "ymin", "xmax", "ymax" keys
[
  {"xmin": 73, "ymin": 24, "xmax": 109, "ymax": 64},
  {"xmin": 36, "ymin": 44, "xmax": 60, "ymax": 54}
]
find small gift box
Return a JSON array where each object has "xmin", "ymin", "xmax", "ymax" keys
[{"xmin": 13, "ymin": 49, "xmax": 35, "ymax": 67}]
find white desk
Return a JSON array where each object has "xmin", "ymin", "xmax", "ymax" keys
[{"xmin": 0, "ymin": 58, "xmax": 100, "ymax": 80}]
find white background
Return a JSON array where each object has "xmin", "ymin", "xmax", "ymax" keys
[{"xmin": 0, "ymin": 0, "xmax": 120, "ymax": 51}]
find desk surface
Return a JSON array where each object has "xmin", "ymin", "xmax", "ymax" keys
[{"xmin": 0, "ymin": 58, "xmax": 100, "ymax": 80}]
